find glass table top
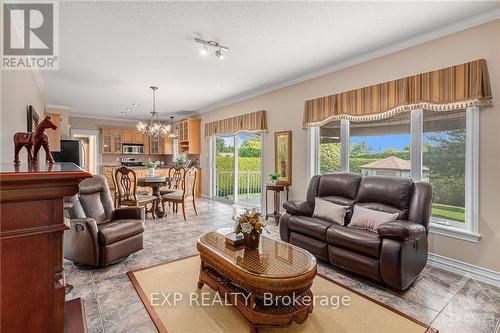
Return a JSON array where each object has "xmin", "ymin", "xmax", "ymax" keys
[
  {"xmin": 198, "ymin": 231, "xmax": 316, "ymax": 278},
  {"xmin": 0, "ymin": 162, "xmax": 84, "ymax": 174}
]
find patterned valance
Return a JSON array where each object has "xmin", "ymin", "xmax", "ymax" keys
[
  {"xmin": 204, "ymin": 110, "xmax": 268, "ymax": 138},
  {"xmin": 303, "ymin": 59, "xmax": 492, "ymax": 127}
]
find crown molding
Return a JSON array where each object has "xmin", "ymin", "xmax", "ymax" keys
[
  {"xmin": 197, "ymin": 8, "xmax": 500, "ymax": 114},
  {"xmin": 46, "ymin": 104, "xmax": 71, "ymax": 111},
  {"xmin": 69, "ymin": 112, "xmax": 145, "ymax": 123}
]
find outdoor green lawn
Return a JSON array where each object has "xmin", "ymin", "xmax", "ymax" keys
[{"xmin": 431, "ymin": 203, "xmax": 465, "ymax": 223}]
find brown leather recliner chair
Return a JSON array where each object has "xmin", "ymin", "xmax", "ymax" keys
[
  {"xmin": 64, "ymin": 175, "xmax": 145, "ymax": 267},
  {"xmin": 280, "ymin": 173, "xmax": 432, "ymax": 290}
]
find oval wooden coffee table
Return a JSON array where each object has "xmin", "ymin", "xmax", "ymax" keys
[{"xmin": 197, "ymin": 232, "xmax": 317, "ymax": 333}]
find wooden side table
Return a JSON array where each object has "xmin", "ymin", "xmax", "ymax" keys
[{"xmin": 265, "ymin": 183, "xmax": 289, "ymax": 224}]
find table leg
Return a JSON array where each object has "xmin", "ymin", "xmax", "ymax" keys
[
  {"xmin": 273, "ymin": 190, "xmax": 280, "ymax": 223},
  {"xmin": 265, "ymin": 189, "xmax": 268, "ymax": 221},
  {"xmin": 153, "ymin": 186, "xmax": 165, "ymax": 218}
]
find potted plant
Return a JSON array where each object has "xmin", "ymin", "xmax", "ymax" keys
[
  {"xmin": 233, "ymin": 208, "xmax": 268, "ymax": 250},
  {"xmin": 175, "ymin": 154, "xmax": 186, "ymax": 167},
  {"xmin": 269, "ymin": 171, "xmax": 279, "ymax": 184},
  {"xmin": 145, "ymin": 159, "xmax": 158, "ymax": 177}
]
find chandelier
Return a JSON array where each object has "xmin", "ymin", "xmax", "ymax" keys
[{"xmin": 137, "ymin": 86, "xmax": 172, "ymax": 137}]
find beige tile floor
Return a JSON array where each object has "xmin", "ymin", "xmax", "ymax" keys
[{"xmin": 64, "ymin": 198, "xmax": 500, "ymax": 333}]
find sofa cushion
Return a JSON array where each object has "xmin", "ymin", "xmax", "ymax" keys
[
  {"xmin": 318, "ymin": 173, "xmax": 362, "ymax": 199},
  {"xmin": 290, "ymin": 232, "xmax": 328, "ymax": 262},
  {"xmin": 313, "ymin": 198, "xmax": 348, "ymax": 225},
  {"xmin": 79, "ymin": 175, "xmax": 115, "ymax": 223},
  {"xmin": 326, "ymin": 224, "xmax": 382, "ymax": 258},
  {"xmin": 288, "ymin": 216, "xmax": 333, "ymax": 241},
  {"xmin": 79, "ymin": 192, "xmax": 107, "ymax": 224},
  {"xmin": 98, "ymin": 219, "xmax": 145, "ymax": 246},
  {"xmin": 349, "ymin": 205, "xmax": 399, "ymax": 233},
  {"xmin": 356, "ymin": 176, "xmax": 412, "ymax": 216},
  {"xmin": 328, "ymin": 245, "xmax": 381, "ymax": 281}
]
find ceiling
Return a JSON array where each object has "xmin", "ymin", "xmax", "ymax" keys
[{"xmin": 39, "ymin": 1, "xmax": 499, "ymax": 120}]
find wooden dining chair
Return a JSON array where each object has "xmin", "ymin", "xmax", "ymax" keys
[
  {"xmin": 112, "ymin": 167, "xmax": 149, "ymax": 208},
  {"xmin": 161, "ymin": 167, "xmax": 198, "ymax": 220},
  {"xmin": 114, "ymin": 166, "xmax": 158, "ymax": 218},
  {"xmin": 159, "ymin": 166, "xmax": 185, "ymax": 209}
]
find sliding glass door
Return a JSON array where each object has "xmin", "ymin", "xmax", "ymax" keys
[
  {"xmin": 212, "ymin": 133, "xmax": 262, "ymax": 207},
  {"xmin": 236, "ymin": 133, "xmax": 262, "ymax": 206},
  {"xmin": 214, "ymin": 136, "xmax": 235, "ymax": 203}
]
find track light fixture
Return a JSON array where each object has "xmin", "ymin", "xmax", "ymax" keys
[{"xmin": 195, "ymin": 38, "xmax": 229, "ymax": 60}]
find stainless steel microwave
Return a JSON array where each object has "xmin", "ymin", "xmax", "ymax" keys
[{"xmin": 122, "ymin": 144, "xmax": 144, "ymax": 154}]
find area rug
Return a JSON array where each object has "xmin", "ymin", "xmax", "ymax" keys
[{"xmin": 128, "ymin": 256, "xmax": 437, "ymax": 333}]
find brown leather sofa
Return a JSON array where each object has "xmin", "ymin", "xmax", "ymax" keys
[
  {"xmin": 64, "ymin": 175, "xmax": 145, "ymax": 267},
  {"xmin": 280, "ymin": 173, "xmax": 432, "ymax": 290}
]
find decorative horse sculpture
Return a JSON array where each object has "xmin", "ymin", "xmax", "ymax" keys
[{"xmin": 13, "ymin": 116, "xmax": 57, "ymax": 164}]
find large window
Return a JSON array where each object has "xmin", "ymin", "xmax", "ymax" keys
[
  {"xmin": 349, "ymin": 113, "xmax": 411, "ymax": 177},
  {"xmin": 319, "ymin": 122, "xmax": 341, "ymax": 173},
  {"xmin": 314, "ymin": 107, "xmax": 479, "ymax": 241},
  {"xmin": 423, "ymin": 110, "xmax": 466, "ymax": 224}
]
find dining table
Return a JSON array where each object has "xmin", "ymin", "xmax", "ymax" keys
[{"xmin": 137, "ymin": 176, "xmax": 175, "ymax": 218}]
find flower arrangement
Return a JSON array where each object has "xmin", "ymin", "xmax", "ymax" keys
[
  {"xmin": 269, "ymin": 171, "xmax": 279, "ymax": 183},
  {"xmin": 234, "ymin": 208, "xmax": 268, "ymax": 249},
  {"xmin": 175, "ymin": 154, "xmax": 186, "ymax": 166},
  {"xmin": 145, "ymin": 158, "xmax": 159, "ymax": 169},
  {"xmin": 146, "ymin": 159, "xmax": 159, "ymax": 177}
]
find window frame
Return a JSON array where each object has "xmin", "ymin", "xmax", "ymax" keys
[{"xmin": 311, "ymin": 107, "xmax": 480, "ymax": 242}]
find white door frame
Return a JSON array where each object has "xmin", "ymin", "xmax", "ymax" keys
[{"xmin": 70, "ymin": 129, "xmax": 100, "ymax": 173}]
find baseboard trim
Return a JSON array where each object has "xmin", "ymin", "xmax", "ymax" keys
[{"xmin": 428, "ymin": 253, "xmax": 500, "ymax": 287}]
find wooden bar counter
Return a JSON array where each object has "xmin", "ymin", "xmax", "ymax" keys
[{"xmin": 0, "ymin": 163, "xmax": 91, "ymax": 333}]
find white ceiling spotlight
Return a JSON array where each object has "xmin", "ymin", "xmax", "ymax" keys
[{"xmin": 195, "ymin": 38, "xmax": 229, "ymax": 60}]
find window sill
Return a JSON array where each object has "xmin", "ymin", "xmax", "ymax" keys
[{"xmin": 429, "ymin": 223, "xmax": 481, "ymax": 243}]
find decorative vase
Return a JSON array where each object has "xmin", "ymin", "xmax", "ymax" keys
[
  {"xmin": 148, "ymin": 168, "xmax": 155, "ymax": 177},
  {"xmin": 243, "ymin": 232, "xmax": 260, "ymax": 250}
]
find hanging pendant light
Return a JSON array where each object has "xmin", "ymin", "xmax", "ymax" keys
[
  {"xmin": 137, "ymin": 86, "xmax": 171, "ymax": 137},
  {"xmin": 167, "ymin": 116, "xmax": 177, "ymax": 138}
]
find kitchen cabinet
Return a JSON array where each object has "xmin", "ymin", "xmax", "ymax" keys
[
  {"xmin": 101, "ymin": 128, "xmax": 112, "ymax": 153},
  {"xmin": 148, "ymin": 136, "xmax": 173, "ymax": 155},
  {"xmin": 149, "ymin": 136, "xmax": 160, "ymax": 155},
  {"xmin": 112, "ymin": 129, "xmax": 122, "ymax": 153},
  {"xmin": 45, "ymin": 113, "xmax": 61, "ymax": 152},
  {"xmin": 122, "ymin": 129, "xmax": 143, "ymax": 144},
  {"xmin": 100, "ymin": 127, "xmax": 177, "ymax": 156},
  {"xmin": 100, "ymin": 128, "xmax": 122, "ymax": 154},
  {"xmin": 177, "ymin": 118, "xmax": 200, "ymax": 154}
]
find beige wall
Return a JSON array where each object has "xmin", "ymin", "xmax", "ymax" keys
[
  {"xmin": 199, "ymin": 20, "xmax": 500, "ymax": 272},
  {"xmin": 69, "ymin": 116, "xmax": 140, "ymax": 131},
  {"xmin": 1, "ymin": 70, "xmax": 46, "ymax": 163}
]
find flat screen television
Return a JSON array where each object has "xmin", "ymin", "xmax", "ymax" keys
[{"xmin": 52, "ymin": 140, "xmax": 82, "ymax": 167}]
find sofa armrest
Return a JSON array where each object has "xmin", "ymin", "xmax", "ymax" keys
[
  {"xmin": 283, "ymin": 200, "xmax": 314, "ymax": 216},
  {"xmin": 69, "ymin": 218, "xmax": 98, "ymax": 233},
  {"xmin": 64, "ymin": 218, "xmax": 100, "ymax": 266},
  {"xmin": 114, "ymin": 207, "xmax": 145, "ymax": 221},
  {"xmin": 377, "ymin": 220, "xmax": 426, "ymax": 241}
]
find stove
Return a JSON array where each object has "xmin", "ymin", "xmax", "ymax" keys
[{"xmin": 121, "ymin": 157, "xmax": 144, "ymax": 167}]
